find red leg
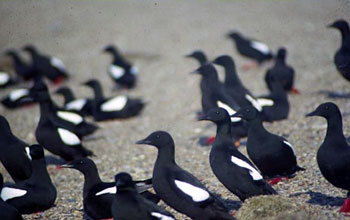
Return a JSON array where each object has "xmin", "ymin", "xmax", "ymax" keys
[
  {"xmin": 206, "ymin": 136, "xmax": 216, "ymax": 145},
  {"xmin": 340, "ymin": 198, "xmax": 350, "ymax": 213},
  {"xmin": 101, "ymin": 218, "xmax": 113, "ymax": 220},
  {"xmin": 290, "ymin": 87, "xmax": 300, "ymax": 94},
  {"xmin": 267, "ymin": 177, "xmax": 282, "ymax": 185},
  {"xmin": 241, "ymin": 62, "xmax": 258, "ymax": 71},
  {"xmin": 53, "ymin": 76, "xmax": 64, "ymax": 86}
]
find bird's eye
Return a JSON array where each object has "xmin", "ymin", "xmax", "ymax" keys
[
  {"xmin": 216, "ymin": 111, "xmax": 220, "ymax": 115},
  {"xmin": 246, "ymin": 109, "xmax": 250, "ymax": 112},
  {"xmin": 325, "ymin": 106, "xmax": 329, "ymax": 110},
  {"xmin": 156, "ymin": 135, "xmax": 160, "ymax": 139}
]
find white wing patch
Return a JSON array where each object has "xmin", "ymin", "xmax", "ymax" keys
[
  {"xmin": 95, "ymin": 186, "xmax": 116, "ymax": 196},
  {"xmin": 109, "ymin": 64, "xmax": 125, "ymax": 79},
  {"xmin": 57, "ymin": 128, "xmax": 81, "ymax": 145},
  {"xmin": 174, "ymin": 180, "xmax": 210, "ymax": 202},
  {"xmin": 25, "ymin": 146, "xmax": 32, "ymax": 160},
  {"xmin": 9, "ymin": 89, "xmax": 29, "ymax": 101},
  {"xmin": 231, "ymin": 156, "xmax": 263, "ymax": 181},
  {"xmin": 257, "ymin": 98, "xmax": 274, "ymax": 107},
  {"xmin": 66, "ymin": 99, "xmax": 87, "ymax": 111},
  {"xmin": 1, "ymin": 187, "xmax": 27, "ymax": 201},
  {"xmin": 0, "ymin": 72, "xmax": 10, "ymax": 85},
  {"xmin": 50, "ymin": 57, "xmax": 66, "ymax": 72},
  {"xmin": 283, "ymin": 140, "xmax": 296, "ymax": 156},
  {"xmin": 57, "ymin": 111, "xmax": 83, "ymax": 125},
  {"xmin": 151, "ymin": 212, "xmax": 174, "ymax": 220},
  {"xmin": 130, "ymin": 66, "xmax": 139, "ymax": 75},
  {"xmin": 245, "ymin": 94, "xmax": 262, "ymax": 112},
  {"xmin": 251, "ymin": 41, "xmax": 271, "ymax": 55},
  {"xmin": 100, "ymin": 96, "xmax": 128, "ymax": 112},
  {"xmin": 217, "ymin": 101, "xmax": 241, "ymax": 122}
]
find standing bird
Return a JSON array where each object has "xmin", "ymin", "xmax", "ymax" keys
[
  {"xmin": 265, "ymin": 48, "xmax": 299, "ymax": 94},
  {"xmin": 192, "ymin": 64, "xmax": 248, "ymax": 146},
  {"xmin": 60, "ymin": 158, "xmax": 159, "ymax": 219},
  {"xmin": 199, "ymin": 108, "xmax": 277, "ymax": 201},
  {"xmin": 103, "ymin": 45, "xmax": 138, "ymax": 89},
  {"xmin": 186, "ymin": 50, "xmax": 208, "ymax": 66},
  {"xmin": 227, "ymin": 31, "xmax": 273, "ymax": 70},
  {"xmin": 0, "ymin": 116, "xmax": 32, "ymax": 182},
  {"xmin": 55, "ymin": 86, "xmax": 93, "ymax": 116},
  {"xmin": 328, "ymin": 19, "xmax": 350, "ymax": 83},
  {"xmin": 306, "ymin": 102, "xmax": 350, "ymax": 212},
  {"xmin": 84, "ymin": 79, "xmax": 145, "ymax": 121},
  {"xmin": 232, "ymin": 106, "xmax": 304, "ymax": 184},
  {"xmin": 4, "ymin": 49, "xmax": 36, "ymax": 81},
  {"xmin": 111, "ymin": 172, "xmax": 175, "ymax": 220},
  {"xmin": 0, "ymin": 173, "xmax": 24, "ymax": 220},
  {"xmin": 136, "ymin": 131, "xmax": 234, "ymax": 220},
  {"xmin": 22, "ymin": 45, "xmax": 68, "ymax": 85},
  {"xmin": 0, "ymin": 144, "xmax": 57, "ymax": 214}
]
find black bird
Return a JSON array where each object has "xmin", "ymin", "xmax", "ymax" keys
[
  {"xmin": 0, "ymin": 173, "xmax": 24, "ymax": 220},
  {"xmin": 186, "ymin": 50, "xmax": 208, "ymax": 66},
  {"xmin": 306, "ymin": 102, "xmax": 350, "ymax": 212},
  {"xmin": 84, "ymin": 79, "xmax": 145, "ymax": 121},
  {"xmin": 0, "ymin": 116, "xmax": 32, "ymax": 182},
  {"xmin": 1, "ymin": 87, "xmax": 35, "ymax": 109},
  {"xmin": 213, "ymin": 55, "xmax": 262, "ymax": 111},
  {"xmin": 35, "ymin": 91, "xmax": 93, "ymax": 162},
  {"xmin": 32, "ymin": 80, "xmax": 98, "ymax": 139},
  {"xmin": 192, "ymin": 64, "xmax": 248, "ymax": 145},
  {"xmin": 111, "ymin": 172, "xmax": 175, "ymax": 220},
  {"xmin": 103, "ymin": 45, "xmax": 138, "ymax": 89},
  {"xmin": 199, "ymin": 108, "xmax": 277, "ymax": 201},
  {"xmin": 22, "ymin": 45, "xmax": 68, "ymax": 85},
  {"xmin": 328, "ymin": 19, "xmax": 350, "ymax": 83},
  {"xmin": 55, "ymin": 86, "xmax": 93, "ymax": 116},
  {"xmin": 5, "ymin": 49, "xmax": 36, "ymax": 81},
  {"xmin": 232, "ymin": 106, "xmax": 304, "ymax": 184},
  {"xmin": 137, "ymin": 131, "xmax": 234, "ymax": 220},
  {"xmin": 227, "ymin": 31, "xmax": 273, "ymax": 70},
  {"xmin": 265, "ymin": 48, "xmax": 299, "ymax": 94},
  {"xmin": 0, "ymin": 144, "xmax": 57, "ymax": 214},
  {"xmin": 61, "ymin": 158, "xmax": 159, "ymax": 219},
  {"xmin": 257, "ymin": 81, "xmax": 290, "ymax": 122}
]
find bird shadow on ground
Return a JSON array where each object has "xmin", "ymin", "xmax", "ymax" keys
[
  {"xmin": 45, "ymin": 155, "xmax": 66, "ymax": 166},
  {"xmin": 318, "ymin": 90, "xmax": 350, "ymax": 99},
  {"xmin": 290, "ymin": 190, "xmax": 344, "ymax": 207},
  {"xmin": 223, "ymin": 198, "xmax": 242, "ymax": 211}
]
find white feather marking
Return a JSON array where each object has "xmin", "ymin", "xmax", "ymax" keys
[
  {"xmin": 65, "ymin": 99, "xmax": 87, "ymax": 111},
  {"xmin": 57, "ymin": 128, "xmax": 81, "ymax": 145},
  {"xmin": 217, "ymin": 101, "xmax": 241, "ymax": 122},
  {"xmin": 283, "ymin": 140, "xmax": 296, "ymax": 156},
  {"xmin": 151, "ymin": 212, "xmax": 175, "ymax": 220},
  {"xmin": 57, "ymin": 111, "xmax": 83, "ymax": 125},
  {"xmin": 257, "ymin": 98, "xmax": 274, "ymax": 107},
  {"xmin": 1, "ymin": 187, "xmax": 27, "ymax": 201},
  {"xmin": 231, "ymin": 156, "xmax": 263, "ymax": 181},
  {"xmin": 109, "ymin": 64, "xmax": 125, "ymax": 79},
  {"xmin": 100, "ymin": 96, "xmax": 128, "ymax": 112},
  {"xmin": 0, "ymin": 72, "xmax": 10, "ymax": 85},
  {"xmin": 174, "ymin": 180, "xmax": 209, "ymax": 202},
  {"xmin": 50, "ymin": 57, "xmax": 66, "ymax": 72},
  {"xmin": 95, "ymin": 186, "xmax": 116, "ymax": 196},
  {"xmin": 250, "ymin": 41, "xmax": 271, "ymax": 55},
  {"xmin": 9, "ymin": 89, "xmax": 29, "ymax": 101},
  {"xmin": 245, "ymin": 94, "xmax": 262, "ymax": 112},
  {"xmin": 130, "ymin": 66, "xmax": 139, "ymax": 75},
  {"xmin": 25, "ymin": 146, "xmax": 32, "ymax": 160}
]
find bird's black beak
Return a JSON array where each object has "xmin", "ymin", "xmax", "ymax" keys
[
  {"xmin": 230, "ymin": 112, "xmax": 243, "ymax": 118},
  {"xmin": 190, "ymin": 68, "xmax": 200, "ymax": 74},
  {"xmin": 327, "ymin": 23, "xmax": 335, "ymax": 28},
  {"xmin": 185, "ymin": 53, "xmax": 193, "ymax": 58},
  {"xmin": 198, "ymin": 114, "xmax": 210, "ymax": 121},
  {"xmin": 305, "ymin": 110, "xmax": 319, "ymax": 117},
  {"xmin": 59, "ymin": 163, "xmax": 73, "ymax": 168},
  {"xmin": 135, "ymin": 139, "xmax": 151, "ymax": 145}
]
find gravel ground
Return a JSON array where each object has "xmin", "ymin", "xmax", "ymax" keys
[{"xmin": 1, "ymin": 0, "xmax": 350, "ymax": 219}]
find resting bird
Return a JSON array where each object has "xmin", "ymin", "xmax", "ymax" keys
[
  {"xmin": 103, "ymin": 45, "xmax": 138, "ymax": 89},
  {"xmin": 5, "ymin": 49, "xmax": 36, "ymax": 81},
  {"xmin": 0, "ymin": 173, "xmax": 24, "ymax": 220},
  {"xmin": 328, "ymin": 19, "xmax": 350, "ymax": 83}
]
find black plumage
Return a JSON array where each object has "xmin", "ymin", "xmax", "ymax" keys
[
  {"xmin": 199, "ymin": 108, "xmax": 277, "ymax": 201},
  {"xmin": 0, "ymin": 173, "xmax": 24, "ymax": 220},
  {"xmin": 328, "ymin": 20, "xmax": 350, "ymax": 82},
  {"xmin": 306, "ymin": 102, "xmax": 350, "ymax": 212},
  {"xmin": 1, "ymin": 87, "xmax": 35, "ymax": 109},
  {"xmin": 111, "ymin": 172, "xmax": 174, "ymax": 220},
  {"xmin": 61, "ymin": 158, "xmax": 159, "ymax": 219},
  {"xmin": 5, "ymin": 49, "xmax": 36, "ymax": 81},
  {"xmin": 186, "ymin": 50, "xmax": 208, "ymax": 66},
  {"xmin": 136, "ymin": 131, "xmax": 234, "ymax": 220}
]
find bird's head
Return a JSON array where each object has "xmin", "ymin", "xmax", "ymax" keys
[
  {"xmin": 27, "ymin": 144, "xmax": 45, "ymax": 160},
  {"xmin": 136, "ymin": 130, "xmax": 174, "ymax": 150},
  {"xmin": 276, "ymin": 47, "xmax": 287, "ymax": 59},
  {"xmin": 226, "ymin": 31, "xmax": 241, "ymax": 40},
  {"xmin": 306, "ymin": 102, "xmax": 341, "ymax": 119},
  {"xmin": 328, "ymin": 19, "xmax": 349, "ymax": 31},
  {"xmin": 212, "ymin": 55, "xmax": 234, "ymax": 67},
  {"xmin": 22, "ymin": 44, "xmax": 37, "ymax": 54},
  {"xmin": 115, "ymin": 172, "xmax": 136, "ymax": 191},
  {"xmin": 191, "ymin": 63, "xmax": 218, "ymax": 79},
  {"xmin": 231, "ymin": 105, "xmax": 259, "ymax": 121},
  {"xmin": 60, "ymin": 158, "xmax": 96, "ymax": 172},
  {"xmin": 55, "ymin": 87, "xmax": 70, "ymax": 96},
  {"xmin": 4, "ymin": 49, "xmax": 17, "ymax": 56},
  {"xmin": 198, "ymin": 107, "xmax": 231, "ymax": 124},
  {"xmin": 103, "ymin": 45, "xmax": 119, "ymax": 54},
  {"xmin": 83, "ymin": 79, "xmax": 99, "ymax": 88},
  {"xmin": 0, "ymin": 115, "xmax": 11, "ymax": 136}
]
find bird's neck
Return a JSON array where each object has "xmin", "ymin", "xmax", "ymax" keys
[
  {"xmin": 9, "ymin": 54, "xmax": 23, "ymax": 64},
  {"xmin": 276, "ymin": 56, "xmax": 286, "ymax": 65},
  {"xmin": 215, "ymin": 121, "xmax": 232, "ymax": 140},
  {"xmin": 91, "ymin": 85, "xmax": 104, "ymax": 100},
  {"xmin": 30, "ymin": 159, "xmax": 52, "ymax": 183},
  {"xmin": 62, "ymin": 91, "xmax": 75, "ymax": 104},
  {"xmin": 325, "ymin": 114, "xmax": 346, "ymax": 143},
  {"xmin": 196, "ymin": 55, "xmax": 207, "ymax": 65},
  {"xmin": 82, "ymin": 166, "xmax": 102, "ymax": 191},
  {"xmin": 156, "ymin": 145, "xmax": 176, "ymax": 165},
  {"xmin": 248, "ymin": 118, "xmax": 267, "ymax": 135},
  {"xmin": 224, "ymin": 65, "xmax": 242, "ymax": 86},
  {"xmin": 340, "ymin": 26, "xmax": 350, "ymax": 48},
  {"xmin": 39, "ymin": 100, "xmax": 54, "ymax": 116}
]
